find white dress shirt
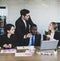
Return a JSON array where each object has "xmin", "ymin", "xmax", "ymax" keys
[
  {"xmin": 49, "ymin": 31, "xmax": 55, "ymax": 40},
  {"xmin": 23, "ymin": 19, "xmax": 27, "ymax": 28}
]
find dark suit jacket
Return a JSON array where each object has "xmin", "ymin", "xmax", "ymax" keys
[
  {"xmin": 0, "ymin": 34, "xmax": 17, "ymax": 48},
  {"xmin": 28, "ymin": 34, "xmax": 41, "ymax": 46},
  {"xmin": 15, "ymin": 17, "xmax": 34, "ymax": 46},
  {"xmin": 54, "ymin": 31, "xmax": 60, "ymax": 46}
]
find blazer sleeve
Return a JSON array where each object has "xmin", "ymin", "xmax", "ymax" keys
[
  {"xmin": 35, "ymin": 34, "xmax": 41, "ymax": 46},
  {"xmin": 54, "ymin": 31, "xmax": 60, "ymax": 40},
  {"xmin": 15, "ymin": 20, "xmax": 25, "ymax": 39}
]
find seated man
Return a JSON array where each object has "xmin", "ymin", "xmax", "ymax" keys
[
  {"xmin": 1, "ymin": 24, "xmax": 17, "ymax": 49},
  {"xmin": 28, "ymin": 24, "xmax": 41, "ymax": 46}
]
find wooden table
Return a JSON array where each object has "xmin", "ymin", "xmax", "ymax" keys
[{"xmin": 0, "ymin": 48, "xmax": 60, "ymax": 61}]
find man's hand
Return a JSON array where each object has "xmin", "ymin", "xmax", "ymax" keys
[
  {"xmin": 9, "ymin": 44, "xmax": 12, "ymax": 48},
  {"xmin": 46, "ymin": 35, "xmax": 51, "ymax": 38},
  {"xmin": 3, "ymin": 44, "xmax": 9, "ymax": 48},
  {"xmin": 26, "ymin": 33, "xmax": 32, "ymax": 38},
  {"xmin": 3, "ymin": 44, "xmax": 12, "ymax": 48}
]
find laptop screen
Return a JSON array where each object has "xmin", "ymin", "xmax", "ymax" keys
[{"xmin": 38, "ymin": 39, "xmax": 59, "ymax": 50}]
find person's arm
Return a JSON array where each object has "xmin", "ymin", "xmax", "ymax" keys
[
  {"xmin": 15, "ymin": 20, "xmax": 25, "ymax": 39},
  {"xmin": 35, "ymin": 34, "xmax": 41, "ymax": 46}
]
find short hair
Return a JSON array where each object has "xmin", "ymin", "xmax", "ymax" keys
[
  {"xmin": 30, "ymin": 24, "xmax": 37, "ymax": 30},
  {"xmin": 4, "ymin": 24, "xmax": 14, "ymax": 34},
  {"xmin": 20, "ymin": 9, "xmax": 30, "ymax": 16},
  {"xmin": 51, "ymin": 22, "xmax": 58, "ymax": 30}
]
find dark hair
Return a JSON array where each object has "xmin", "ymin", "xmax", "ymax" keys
[
  {"xmin": 4, "ymin": 24, "xmax": 14, "ymax": 34},
  {"xmin": 20, "ymin": 9, "xmax": 30, "ymax": 16},
  {"xmin": 30, "ymin": 24, "xmax": 37, "ymax": 30}
]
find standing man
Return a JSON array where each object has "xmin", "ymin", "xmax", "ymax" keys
[{"xmin": 15, "ymin": 9, "xmax": 34, "ymax": 46}]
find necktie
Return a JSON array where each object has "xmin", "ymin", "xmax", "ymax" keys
[{"xmin": 31, "ymin": 36, "xmax": 34, "ymax": 45}]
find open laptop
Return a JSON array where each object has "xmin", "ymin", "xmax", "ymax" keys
[{"xmin": 37, "ymin": 39, "xmax": 59, "ymax": 50}]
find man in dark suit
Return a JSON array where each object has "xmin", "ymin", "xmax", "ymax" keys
[
  {"xmin": 28, "ymin": 24, "xmax": 41, "ymax": 46},
  {"xmin": 15, "ymin": 9, "xmax": 34, "ymax": 46}
]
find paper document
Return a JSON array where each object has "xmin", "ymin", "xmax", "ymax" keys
[
  {"xmin": 1, "ymin": 49, "xmax": 16, "ymax": 53},
  {"xmin": 17, "ymin": 46, "xmax": 24, "ymax": 49},
  {"xmin": 15, "ymin": 50, "xmax": 33, "ymax": 56},
  {"xmin": 15, "ymin": 52, "xmax": 32, "ymax": 57},
  {"xmin": 17, "ymin": 46, "xmax": 35, "ymax": 50}
]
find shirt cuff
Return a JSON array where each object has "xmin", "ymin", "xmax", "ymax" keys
[{"xmin": 24, "ymin": 35, "xmax": 27, "ymax": 39}]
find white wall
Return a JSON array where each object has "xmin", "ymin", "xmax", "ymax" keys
[{"xmin": 0, "ymin": 0, "xmax": 60, "ymax": 35}]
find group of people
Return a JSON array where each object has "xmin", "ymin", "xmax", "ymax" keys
[{"xmin": 0, "ymin": 9, "xmax": 60, "ymax": 49}]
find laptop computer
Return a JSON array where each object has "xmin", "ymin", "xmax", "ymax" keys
[{"xmin": 37, "ymin": 39, "xmax": 59, "ymax": 50}]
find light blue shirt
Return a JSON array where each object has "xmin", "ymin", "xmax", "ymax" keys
[{"xmin": 29, "ymin": 35, "xmax": 35, "ymax": 46}]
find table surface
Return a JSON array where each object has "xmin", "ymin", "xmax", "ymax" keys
[{"xmin": 0, "ymin": 48, "xmax": 60, "ymax": 61}]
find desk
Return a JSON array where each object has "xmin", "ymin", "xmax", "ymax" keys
[{"xmin": 0, "ymin": 48, "xmax": 60, "ymax": 61}]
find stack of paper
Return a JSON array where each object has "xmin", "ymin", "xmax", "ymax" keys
[
  {"xmin": 15, "ymin": 50, "xmax": 33, "ymax": 57},
  {"xmin": 1, "ymin": 49, "xmax": 16, "ymax": 53},
  {"xmin": 17, "ymin": 46, "xmax": 35, "ymax": 50},
  {"xmin": 17, "ymin": 46, "xmax": 24, "ymax": 49}
]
